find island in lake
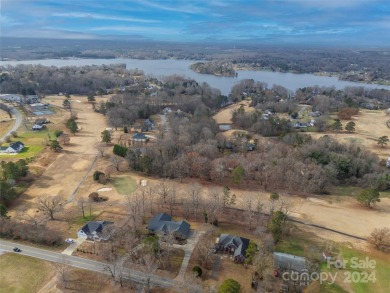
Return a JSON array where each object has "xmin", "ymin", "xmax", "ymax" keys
[{"xmin": 190, "ymin": 60, "xmax": 237, "ymax": 77}]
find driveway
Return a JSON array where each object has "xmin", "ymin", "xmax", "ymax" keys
[
  {"xmin": 0, "ymin": 106, "xmax": 22, "ymax": 141},
  {"xmin": 174, "ymin": 230, "xmax": 204, "ymax": 280},
  {"xmin": 61, "ymin": 237, "xmax": 86, "ymax": 255}
]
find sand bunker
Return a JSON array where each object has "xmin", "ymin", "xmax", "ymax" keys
[{"xmin": 97, "ymin": 187, "xmax": 112, "ymax": 192}]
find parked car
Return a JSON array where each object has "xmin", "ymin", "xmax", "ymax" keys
[
  {"xmin": 13, "ymin": 247, "xmax": 21, "ymax": 252},
  {"xmin": 65, "ymin": 238, "xmax": 74, "ymax": 244}
]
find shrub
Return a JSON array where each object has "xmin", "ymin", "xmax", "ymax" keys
[
  {"xmin": 10, "ymin": 131, "xmax": 17, "ymax": 138},
  {"xmin": 93, "ymin": 171, "xmax": 104, "ymax": 181},
  {"xmin": 55, "ymin": 130, "xmax": 64, "ymax": 137},
  {"xmin": 218, "ymin": 279, "xmax": 241, "ymax": 293},
  {"xmin": 113, "ymin": 144, "xmax": 128, "ymax": 157},
  {"xmin": 98, "ymin": 174, "xmax": 108, "ymax": 184},
  {"xmin": 5, "ymin": 135, "xmax": 11, "ymax": 143},
  {"xmin": 192, "ymin": 266, "xmax": 203, "ymax": 277},
  {"xmin": 89, "ymin": 192, "xmax": 99, "ymax": 201}
]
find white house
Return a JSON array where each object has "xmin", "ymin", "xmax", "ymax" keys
[
  {"xmin": 386, "ymin": 157, "xmax": 390, "ymax": 168},
  {"xmin": 77, "ymin": 221, "xmax": 112, "ymax": 241},
  {"xmin": 32, "ymin": 124, "xmax": 44, "ymax": 130},
  {"xmin": 0, "ymin": 141, "xmax": 25, "ymax": 153}
]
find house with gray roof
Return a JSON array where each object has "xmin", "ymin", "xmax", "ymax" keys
[
  {"xmin": 131, "ymin": 132, "xmax": 149, "ymax": 143},
  {"xmin": 0, "ymin": 141, "xmax": 25, "ymax": 153},
  {"xmin": 77, "ymin": 221, "xmax": 113, "ymax": 241},
  {"xmin": 274, "ymin": 252, "xmax": 306, "ymax": 272},
  {"xmin": 215, "ymin": 234, "xmax": 250, "ymax": 263},
  {"xmin": 147, "ymin": 213, "xmax": 190, "ymax": 240}
]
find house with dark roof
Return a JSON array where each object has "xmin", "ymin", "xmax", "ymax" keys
[
  {"xmin": 147, "ymin": 213, "xmax": 190, "ymax": 240},
  {"xmin": 131, "ymin": 132, "xmax": 149, "ymax": 143},
  {"xmin": 32, "ymin": 124, "xmax": 44, "ymax": 130},
  {"xmin": 0, "ymin": 141, "xmax": 25, "ymax": 153},
  {"xmin": 215, "ymin": 234, "xmax": 250, "ymax": 264},
  {"xmin": 273, "ymin": 252, "xmax": 306, "ymax": 272},
  {"xmin": 77, "ymin": 221, "xmax": 113, "ymax": 241}
]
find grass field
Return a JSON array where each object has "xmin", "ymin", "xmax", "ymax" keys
[
  {"xmin": 319, "ymin": 246, "xmax": 390, "ymax": 293},
  {"xmin": 0, "ymin": 253, "xmax": 54, "ymax": 293},
  {"xmin": 0, "ymin": 129, "xmax": 56, "ymax": 159},
  {"xmin": 112, "ymin": 176, "xmax": 138, "ymax": 195}
]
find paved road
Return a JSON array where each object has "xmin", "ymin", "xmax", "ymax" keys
[
  {"xmin": 0, "ymin": 239, "xmax": 175, "ymax": 289},
  {"xmin": 0, "ymin": 106, "xmax": 22, "ymax": 141}
]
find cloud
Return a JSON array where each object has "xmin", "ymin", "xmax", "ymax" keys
[
  {"xmin": 52, "ymin": 12, "xmax": 159, "ymax": 23},
  {"xmin": 135, "ymin": 0, "xmax": 206, "ymax": 14}
]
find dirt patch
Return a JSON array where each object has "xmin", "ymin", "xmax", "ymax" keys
[{"xmin": 213, "ymin": 100, "xmax": 255, "ymax": 124}]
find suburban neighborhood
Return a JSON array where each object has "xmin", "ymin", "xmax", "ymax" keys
[{"xmin": 1, "ymin": 2, "xmax": 390, "ymax": 293}]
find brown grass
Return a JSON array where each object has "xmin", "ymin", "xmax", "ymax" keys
[{"xmin": 213, "ymin": 100, "xmax": 255, "ymax": 124}]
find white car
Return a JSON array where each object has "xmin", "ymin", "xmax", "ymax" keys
[{"xmin": 65, "ymin": 238, "xmax": 74, "ymax": 244}]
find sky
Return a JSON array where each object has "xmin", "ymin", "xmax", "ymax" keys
[{"xmin": 1, "ymin": 0, "xmax": 390, "ymax": 47}]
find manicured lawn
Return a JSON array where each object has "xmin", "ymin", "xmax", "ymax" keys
[
  {"xmin": 73, "ymin": 213, "xmax": 98, "ymax": 225},
  {"xmin": 0, "ymin": 253, "xmax": 54, "ymax": 293},
  {"xmin": 0, "ymin": 130, "xmax": 56, "ymax": 159},
  {"xmin": 320, "ymin": 246, "xmax": 390, "ymax": 293},
  {"xmin": 112, "ymin": 176, "xmax": 138, "ymax": 195},
  {"xmin": 275, "ymin": 237, "xmax": 305, "ymax": 256}
]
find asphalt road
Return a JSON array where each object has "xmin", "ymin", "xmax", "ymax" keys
[
  {"xmin": 0, "ymin": 106, "xmax": 22, "ymax": 141},
  {"xmin": 0, "ymin": 239, "xmax": 175, "ymax": 289}
]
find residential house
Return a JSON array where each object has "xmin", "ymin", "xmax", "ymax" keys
[
  {"xmin": 0, "ymin": 141, "xmax": 25, "ymax": 153},
  {"xmin": 0, "ymin": 94, "xmax": 23, "ymax": 103},
  {"xmin": 273, "ymin": 252, "xmax": 306, "ymax": 272},
  {"xmin": 35, "ymin": 118, "xmax": 50, "ymax": 125},
  {"xmin": 77, "ymin": 221, "xmax": 113, "ymax": 241},
  {"xmin": 131, "ymin": 132, "xmax": 149, "ymax": 143},
  {"xmin": 215, "ymin": 234, "xmax": 250, "ymax": 264},
  {"xmin": 292, "ymin": 121, "xmax": 308, "ymax": 129},
  {"xmin": 142, "ymin": 119, "xmax": 154, "ymax": 132},
  {"xmin": 147, "ymin": 213, "xmax": 190, "ymax": 240},
  {"xmin": 32, "ymin": 124, "xmax": 44, "ymax": 130},
  {"xmin": 25, "ymin": 95, "xmax": 40, "ymax": 104}
]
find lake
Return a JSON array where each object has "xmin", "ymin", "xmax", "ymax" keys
[{"xmin": 1, "ymin": 58, "xmax": 390, "ymax": 95}]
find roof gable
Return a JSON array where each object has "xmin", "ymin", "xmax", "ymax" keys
[{"xmin": 218, "ymin": 234, "xmax": 250, "ymax": 258}]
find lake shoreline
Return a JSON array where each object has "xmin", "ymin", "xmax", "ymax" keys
[{"xmin": 2, "ymin": 58, "xmax": 390, "ymax": 95}]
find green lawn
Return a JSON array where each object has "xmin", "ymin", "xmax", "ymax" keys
[
  {"xmin": 112, "ymin": 176, "xmax": 138, "ymax": 195},
  {"xmin": 320, "ymin": 246, "xmax": 390, "ymax": 293},
  {"xmin": 0, "ymin": 253, "xmax": 53, "ymax": 293},
  {"xmin": 0, "ymin": 129, "xmax": 56, "ymax": 159}
]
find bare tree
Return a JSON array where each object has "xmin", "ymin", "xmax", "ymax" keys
[
  {"xmin": 156, "ymin": 179, "xmax": 172, "ymax": 205},
  {"xmin": 38, "ymin": 195, "xmax": 64, "ymax": 220},
  {"xmin": 185, "ymin": 183, "xmax": 202, "ymax": 221},
  {"xmin": 205, "ymin": 188, "xmax": 223, "ymax": 225},
  {"xmin": 109, "ymin": 155, "xmax": 123, "ymax": 171},
  {"xmin": 78, "ymin": 199, "xmax": 86, "ymax": 218},
  {"xmin": 126, "ymin": 192, "xmax": 142, "ymax": 232},
  {"xmin": 368, "ymin": 227, "xmax": 390, "ymax": 252},
  {"xmin": 143, "ymin": 183, "xmax": 156, "ymax": 214},
  {"xmin": 162, "ymin": 230, "xmax": 176, "ymax": 269},
  {"xmin": 95, "ymin": 142, "xmax": 106, "ymax": 157},
  {"xmin": 178, "ymin": 272, "xmax": 203, "ymax": 293},
  {"xmin": 166, "ymin": 183, "xmax": 177, "ymax": 217},
  {"xmin": 58, "ymin": 133, "xmax": 70, "ymax": 145},
  {"xmin": 55, "ymin": 263, "xmax": 72, "ymax": 289},
  {"xmin": 244, "ymin": 197, "xmax": 255, "ymax": 230},
  {"xmin": 194, "ymin": 227, "xmax": 216, "ymax": 269},
  {"xmin": 140, "ymin": 254, "xmax": 158, "ymax": 293}
]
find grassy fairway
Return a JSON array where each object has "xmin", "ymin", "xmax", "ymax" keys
[
  {"xmin": 112, "ymin": 176, "xmax": 138, "ymax": 195},
  {"xmin": 0, "ymin": 253, "xmax": 53, "ymax": 293}
]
